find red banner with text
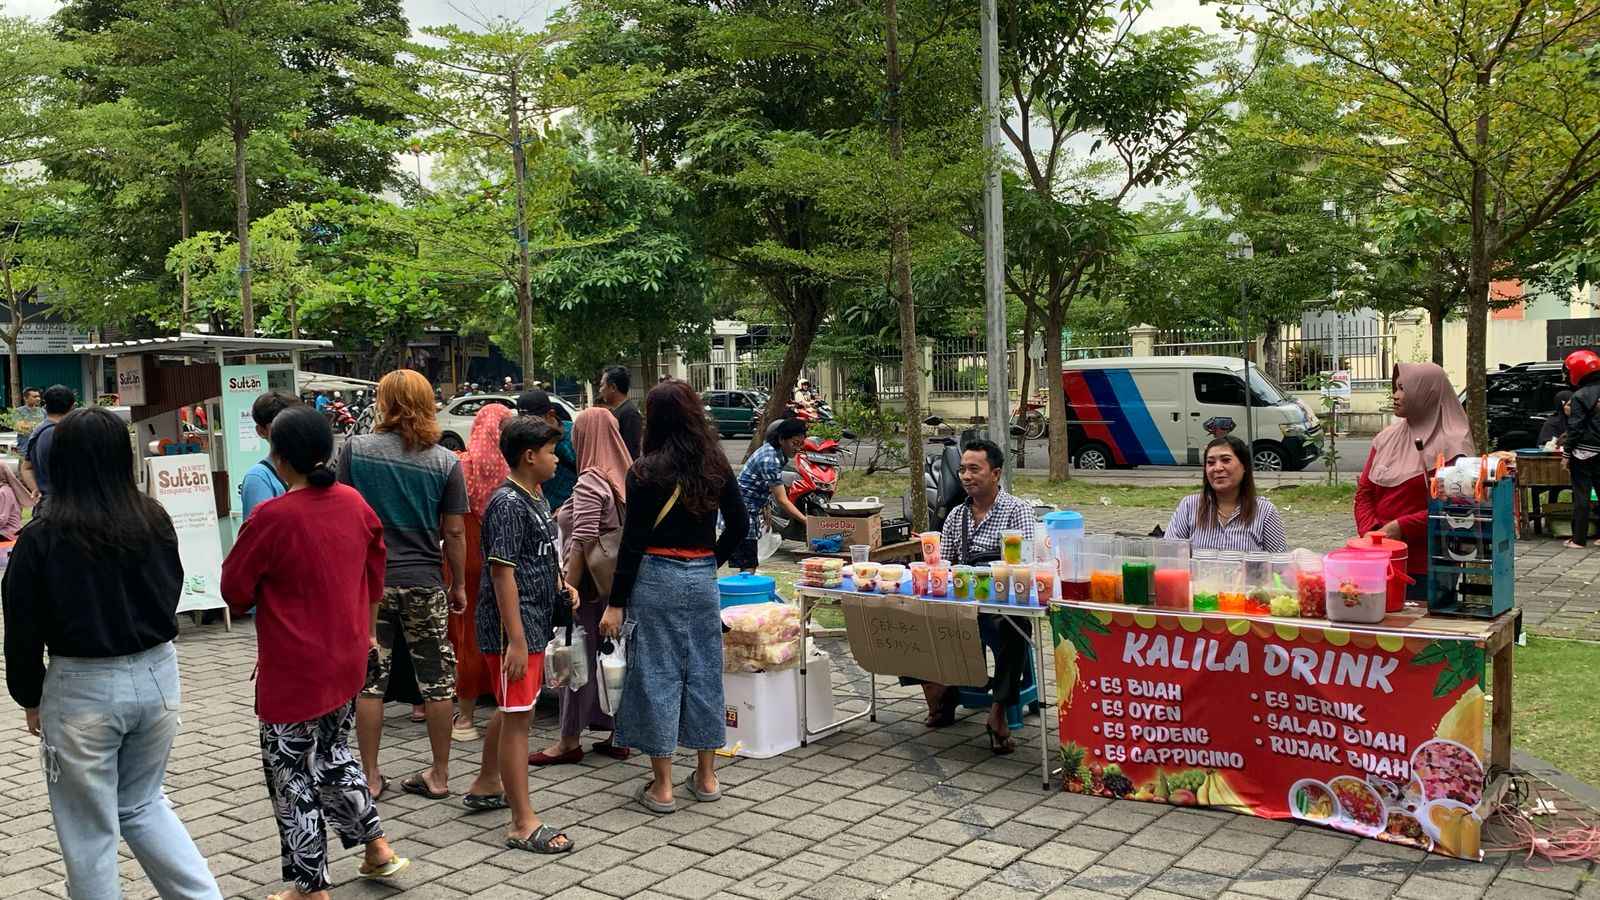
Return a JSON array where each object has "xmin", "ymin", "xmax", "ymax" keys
[{"xmin": 1050, "ymin": 605, "xmax": 1488, "ymax": 860}]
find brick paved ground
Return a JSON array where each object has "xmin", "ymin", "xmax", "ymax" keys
[{"xmin": 1, "ymin": 613, "xmax": 1595, "ymax": 900}]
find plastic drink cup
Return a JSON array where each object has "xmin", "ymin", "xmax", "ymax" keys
[
  {"xmin": 850, "ymin": 544, "xmax": 871, "ymax": 565},
  {"xmin": 951, "ymin": 565, "xmax": 973, "ymax": 599},
  {"xmin": 974, "ymin": 569, "xmax": 993, "ymax": 601},
  {"xmin": 1001, "ymin": 531, "xmax": 1025, "ymax": 565},
  {"xmin": 1033, "ymin": 567, "xmax": 1056, "ymax": 605},
  {"xmin": 919, "ymin": 531, "xmax": 943, "ymax": 566},
  {"xmin": 1009, "ymin": 565, "xmax": 1033, "ymax": 605},
  {"xmin": 989, "ymin": 563, "xmax": 1012, "ymax": 601},
  {"xmin": 929, "ymin": 564, "xmax": 951, "ymax": 597},
  {"xmin": 909, "ymin": 562, "xmax": 930, "ymax": 596}
]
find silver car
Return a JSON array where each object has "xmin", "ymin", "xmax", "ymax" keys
[{"xmin": 436, "ymin": 393, "xmax": 578, "ymax": 451}]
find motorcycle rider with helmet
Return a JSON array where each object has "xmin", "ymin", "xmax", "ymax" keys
[{"xmin": 1562, "ymin": 349, "xmax": 1600, "ymax": 549}]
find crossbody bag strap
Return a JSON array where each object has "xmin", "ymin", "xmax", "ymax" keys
[{"xmin": 653, "ymin": 485, "xmax": 681, "ymax": 530}]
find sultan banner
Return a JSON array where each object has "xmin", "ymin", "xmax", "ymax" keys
[{"xmin": 1050, "ymin": 605, "xmax": 1488, "ymax": 860}]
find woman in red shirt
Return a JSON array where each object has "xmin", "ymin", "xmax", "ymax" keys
[
  {"xmin": 221, "ymin": 406, "xmax": 409, "ymax": 899},
  {"xmin": 1354, "ymin": 363, "xmax": 1473, "ymax": 597}
]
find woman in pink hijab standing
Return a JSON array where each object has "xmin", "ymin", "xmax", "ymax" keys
[
  {"xmin": 531, "ymin": 407, "xmax": 633, "ymax": 765},
  {"xmin": 1355, "ymin": 363, "xmax": 1474, "ymax": 596}
]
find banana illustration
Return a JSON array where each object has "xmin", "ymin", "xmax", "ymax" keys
[
  {"xmin": 1200, "ymin": 769, "xmax": 1250, "ymax": 814},
  {"xmin": 1053, "ymin": 638, "xmax": 1078, "ymax": 703}
]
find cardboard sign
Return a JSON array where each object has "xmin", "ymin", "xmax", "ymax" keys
[
  {"xmin": 116, "ymin": 355, "xmax": 147, "ymax": 407},
  {"xmin": 1052, "ymin": 605, "xmax": 1488, "ymax": 860},
  {"xmin": 146, "ymin": 454, "xmax": 228, "ymax": 617},
  {"xmin": 808, "ymin": 514, "xmax": 882, "ymax": 551},
  {"xmin": 841, "ymin": 593, "xmax": 987, "ymax": 685}
]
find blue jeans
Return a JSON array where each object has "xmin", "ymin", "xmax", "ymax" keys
[
  {"xmin": 613, "ymin": 555, "xmax": 725, "ymax": 758},
  {"xmin": 38, "ymin": 642, "xmax": 221, "ymax": 900}
]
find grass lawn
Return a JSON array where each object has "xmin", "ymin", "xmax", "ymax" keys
[
  {"xmin": 836, "ymin": 471, "xmax": 1357, "ymax": 516},
  {"xmin": 1503, "ymin": 636, "xmax": 1600, "ymax": 789}
]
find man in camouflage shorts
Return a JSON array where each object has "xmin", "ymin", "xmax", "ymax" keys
[{"xmin": 340, "ymin": 370, "xmax": 470, "ymax": 801}]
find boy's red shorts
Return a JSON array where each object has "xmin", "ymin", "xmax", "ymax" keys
[{"xmin": 485, "ymin": 651, "xmax": 545, "ymax": 713}]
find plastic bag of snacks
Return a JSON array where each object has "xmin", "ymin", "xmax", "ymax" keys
[
  {"xmin": 799, "ymin": 557, "xmax": 845, "ymax": 588},
  {"xmin": 721, "ymin": 602, "xmax": 802, "ymax": 647},
  {"xmin": 724, "ymin": 641, "xmax": 800, "ymax": 672}
]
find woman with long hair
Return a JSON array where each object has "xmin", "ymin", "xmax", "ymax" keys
[
  {"xmin": 533, "ymin": 407, "xmax": 633, "ymax": 765},
  {"xmin": 3, "ymin": 407, "xmax": 222, "ymax": 898},
  {"xmin": 599, "ymin": 380, "xmax": 747, "ymax": 814},
  {"xmin": 1166, "ymin": 434, "xmax": 1288, "ymax": 552},
  {"xmin": 1355, "ymin": 363, "xmax": 1474, "ymax": 587},
  {"xmin": 448, "ymin": 402, "xmax": 512, "ymax": 742},
  {"xmin": 223, "ymin": 406, "xmax": 408, "ymax": 897}
]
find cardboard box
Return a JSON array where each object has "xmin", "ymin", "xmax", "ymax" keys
[
  {"xmin": 839, "ymin": 593, "xmax": 987, "ymax": 686},
  {"xmin": 807, "ymin": 513, "xmax": 882, "ymax": 551}
]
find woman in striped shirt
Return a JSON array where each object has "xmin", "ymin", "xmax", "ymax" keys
[{"xmin": 1165, "ymin": 435, "xmax": 1288, "ymax": 552}]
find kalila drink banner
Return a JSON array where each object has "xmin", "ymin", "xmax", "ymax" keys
[{"xmin": 1050, "ymin": 606, "xmax": 1488, "ymax": 860}]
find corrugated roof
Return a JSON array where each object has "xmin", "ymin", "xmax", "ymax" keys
[{"xmin": 73, "ymin": 333, "xmax": 334, "ymax": 355}]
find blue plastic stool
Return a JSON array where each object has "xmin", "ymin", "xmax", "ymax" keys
[{"xmin": 956, "ymin": 632, "xmax": 1039, "ymax": 732}]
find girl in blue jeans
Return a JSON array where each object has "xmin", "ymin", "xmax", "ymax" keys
[{"xmin": 3, "ymin": 407, "xmax": 220, "ymax": 899}]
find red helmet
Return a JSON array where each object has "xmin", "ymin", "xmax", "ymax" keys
[{"xmin": 1567, "ymin": 349, "xmax": 1600, "ymax": 386}]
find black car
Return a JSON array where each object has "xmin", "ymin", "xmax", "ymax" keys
[{"xmin": 1476, "ymin": 361, "xmax": 1570, "ymax": 450}]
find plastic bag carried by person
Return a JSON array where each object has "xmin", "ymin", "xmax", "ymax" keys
[
  {"xmin": 544, "ymin": 624, "xmax": 589, "ymax": 691},
  {"xmin": 596, "ymin": 636, "xmax": 626, "ymax": 715}
]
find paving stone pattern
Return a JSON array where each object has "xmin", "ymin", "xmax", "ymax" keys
[{"xmin": 0, "ymin": 617, "xmax": 1594, "ymax": 899}]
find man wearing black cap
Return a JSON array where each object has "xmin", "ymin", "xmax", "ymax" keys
[{"xmin": 517, "ymin": 390, "xmax": 578, "ymax": 509}]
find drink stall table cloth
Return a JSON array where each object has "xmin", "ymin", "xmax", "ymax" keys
[{"xmin": 1050, "ymin": 600, "xmax": 1520, "ymax": 860}]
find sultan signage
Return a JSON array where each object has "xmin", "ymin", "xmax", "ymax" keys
[{"xmin": 116, "ymin": 355, "xmax": 147, "ymax": 406}]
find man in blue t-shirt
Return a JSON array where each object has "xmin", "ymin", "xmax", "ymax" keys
[
  {"xmin": 21, "ymin": 385, "xmax": 74, "ymax": 506},
  {"xmin": 731, "ymin": 417, "xmax": 809, "ymax": 572},
  {"xmin": 239, "ymin": 391, "xmax": 296, "ymax": 518}
]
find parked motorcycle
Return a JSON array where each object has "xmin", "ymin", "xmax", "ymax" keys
[
  {"xmin": 768, "ymin": 426, "xmax": 847, "ymax": 544},
  {"xmin": 324, "ymin": 400, "xmax": 356, "ymax": 436},
  {"xmin": 1013, "ymin": 393, "xmax": 1047, "ymax": 440},
  {"xmin": 922, "ymin": 416, "xmax": 968, "ymax": 532}
]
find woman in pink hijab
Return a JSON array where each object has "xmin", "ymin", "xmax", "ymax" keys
[
  {"xmin": 532, "ymin": 407, "xmax": 633, "ymax": 765},
  {"xmin": 1355, "ymin": 363, "xmax": 1474, "ymax": 592},
  {"xmin": 448, "ymin": 402, "xmax": 514, "ymax": 741}
]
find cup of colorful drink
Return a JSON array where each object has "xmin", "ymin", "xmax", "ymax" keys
[
  {"xmin": 989, "ymin": 562, "xmax": 1012, "ymax": 602},
  {"xmin": 1032, "ymin": 566, "xmax": 1056, "ymax": 605},
  {"xmin": 919, "ymin": 531, "xmax": 943, "ymax": 566},
  {"xmin": 1009, "ymin": 565, "xmax": 1033, "ymax": 605},
  {"xmin": 929, "ymin": 564, "xmax": 952, "ymax": 597},
  {"xmin": 951, "ymin": 565, "xmax": 973, "ymax": 599},
  {"xmin": 973, "ymin": 567, "xmax": 993, "ymax": 601},
  {"xmin": 1001, "ymin": 530, "xmax": 1025, "ymax": 565},
  {"xmin": 909, "ymin": 561, "xmax": 930, "ymax": 596}
]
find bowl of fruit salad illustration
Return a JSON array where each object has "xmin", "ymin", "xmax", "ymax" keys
[
  {"xmin": 1379, "ymin": 810, "xmax": 1433, "ymax": 851},
  {"xmin": 1287, "ymin": 779, "xmax": 1336, "ymax": 824},
  {"xmin": 1328, "ymin": 775, "xmax": 1385, "ymax": 837},
  {"xmin": 1410, "ymin": 739, "xmax": 1484, "ymax": 807}
]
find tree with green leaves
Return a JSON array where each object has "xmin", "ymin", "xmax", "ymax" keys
[
  {"xmin": 1223, "ymin": 0, "xmax": 1600, "ymax": 448},
  {"xmin": 109, "ymin": 0, "xmax": 355, "ymax": 340},
  {"xmin": 354, "ymin": 17, "xmax": 654, "ymax": 376},
  {"xmin": 998, "ymin": 0, "xmax": 1248, "ymax": 478}
]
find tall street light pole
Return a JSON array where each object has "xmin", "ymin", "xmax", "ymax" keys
[
  {"xmin": 980, "ymin": 0, "xmax": 1010, "ymax": 486},
  {"xmin": 1228, "ymin": 232, "xmax": 1255, "ymax": 463}
]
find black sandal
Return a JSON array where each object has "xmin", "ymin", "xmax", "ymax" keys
[
  {"xmin": 986, "ymin": 725, "xmax": 1016, "ymax": 756},
  {"xmin": 506, "ymin": 824, "xmax": 574, "ymax": 854},
  {"xmin": 926, "ymin": 689, "xmax": 959, "ymax": 728},
  {"xmin": 463, "ymin": 793, "xmax": 508, "ymax": 811}
]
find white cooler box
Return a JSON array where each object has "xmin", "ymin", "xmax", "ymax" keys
[{"xmin": 722, "ymin": 649, "xmax": 839, "ymax": 758}]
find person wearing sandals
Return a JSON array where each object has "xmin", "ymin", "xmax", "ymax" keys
[
  {"xmin": 450, "ymin": 403, "xmax": 516, "ymax": 742},
  {"xmin": 599, "ymin": 380, "xmax": 749, "ymax": 815},
  {"xmin": 532, "ymin": 407, "xmax": 633, "ymax": 766},
  {"xmin": 222, "ymin": 407, "xmax": 409, "ymax": 897},
  {"xmin": 461, "ymin": 417, "xmax": 580, "ymax": 853}
]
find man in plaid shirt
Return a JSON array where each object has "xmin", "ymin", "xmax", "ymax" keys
[{"xmin": 731, "ymin": 417, "xmax": 810, "ymax": 572}]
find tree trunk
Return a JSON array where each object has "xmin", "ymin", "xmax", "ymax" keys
[
  {"xmin": 178, "ymin": 175, "xmax": 191, "ymax": 324},
  {"xmin": 232, "ymin": 117, "xmax": 254, "ymax": 338},
  {"xmin": 1428, "ymin": 298, "xmax": 1446, "ymax": 367},
  {"xmin": 1262, "ymin": 320, "xmax": 1282, "ymax": 383},
  {"xmin": 744, "ymin": 286, "xmax": 825, "ymax": 461},
  {"xmin": 508, "ymin": 71, "xmax": 536, "ymax": 379},
  {"xmin": 1464, "ymin": 71, "xmax": 1491, "ymax": 451},
  {"xmin": 884, "ymin": 0, "xmax": 926, "ymax": 531},
  {"xmin": 1017, "ymin": 310, "xmax": 1034, "ymax": 469},
  {"xmin": 639, "ymin": 332, "xmax": 660, "ymax": 386},
  {"xmin": 1046, "ymin": 297, "xmax": 1069, "ymax": 480}
]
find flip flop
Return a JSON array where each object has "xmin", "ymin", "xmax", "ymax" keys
[
  {"xmin": 528, "ymin": 748, "xmax": 584, "ymax": 767},
  {"xmin": 358, "ymin": 855, "xmax": 410, "ymax": 879},
  {"xmin": 400, "ymin": 772, "xmax": 449, "ymax": 800},
  {"xmin": 408, "ymin": 709, "xmax": 427, "ymax": 723},
  {"xmin": 683, "ymin": 776, "xmax": 721, "ymax": 803},
  {"xmin": 463, "ymin": 793, "xmax": 509, "ymax": 812},
  {"xmin": 505, "ymin": 823, "xmax": 574, "ymax": 854},
  {"xmin": 634, "ymin": 780, "xmax": 676, "ymax": 815}
]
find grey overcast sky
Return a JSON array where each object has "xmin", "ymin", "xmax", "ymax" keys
[{"xmin": 5, "ymin": 0, "xmax": 1221, "ymax": 33}]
